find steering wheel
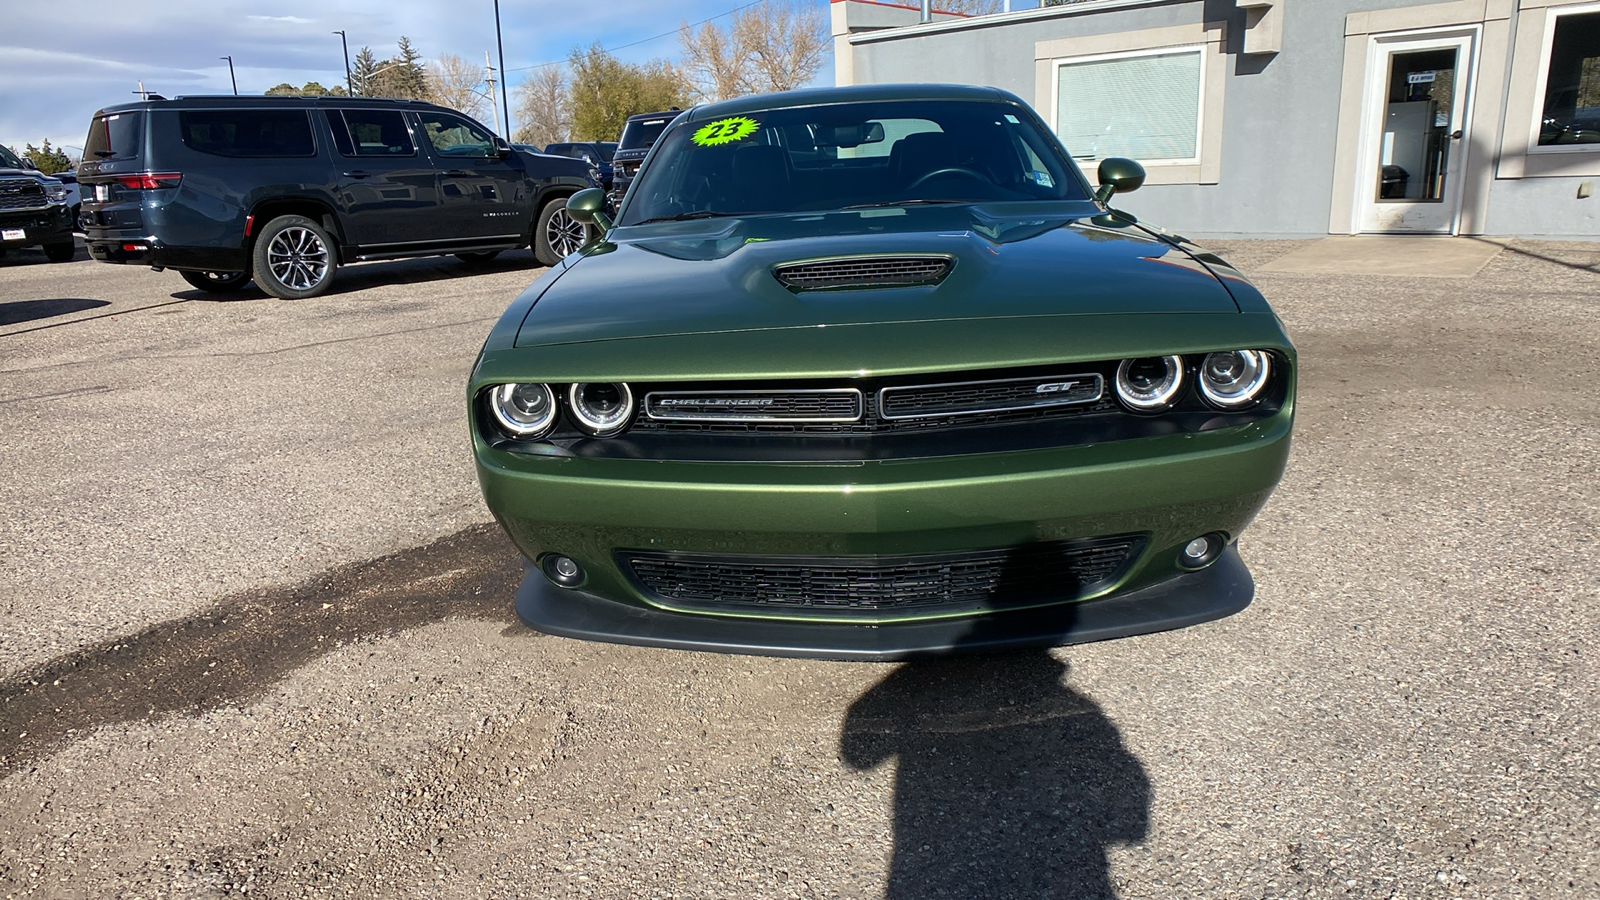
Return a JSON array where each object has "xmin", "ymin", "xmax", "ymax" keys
[{"xmin": 906, "ymin": 166, "xmax": 991, "ymax": 190}]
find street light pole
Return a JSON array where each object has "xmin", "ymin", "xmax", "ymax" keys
[
  {"xmin": 220, "ymin": 56, "xmax": 237, "ymax": 95},
  {"xmin": 493, "ymin": 0, "xmax": 511, "ymax": 138},
  {"xmin": 333, "ymin": 30, "xmax": 353, "ymax": 95}
]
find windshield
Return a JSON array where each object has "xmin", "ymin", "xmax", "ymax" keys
[
  {"xmin": 0, "ymin": 144, "xmax": 22, "ymax": 168},
  {"xmin": 597, "ymin": 142, "xmax": 618, "ymax": 161},
  {"xmin": 619, "ymin": 115, "xmax": 673, "ymax": 150},
  {"xmin": 85, "ymin": 111, "xmax": 143, "ymax": 161},
  {"xmin": 618, "ymin": 99, "xmax": 1088, "ymax": 225}
]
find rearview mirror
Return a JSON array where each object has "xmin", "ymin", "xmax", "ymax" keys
[
  {"xmin": 564, "ymin": 188, "xmax": 612, "ymax": 241},
  {"xmin": 814, "ymin": 122, "xmax": 886, "ymax": 149},
  {"xmin": 1095, "ymin": 158, "xmax": 1146, "ymax": 203}
]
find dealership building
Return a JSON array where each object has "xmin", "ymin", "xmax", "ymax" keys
[{"xmin": 831, "ymin": 0, "xmax": 1600, "ymax": 237}]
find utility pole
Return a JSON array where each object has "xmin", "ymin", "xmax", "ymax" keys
[
  {"xmin": 493, "ymin": 0, "xmax": 512, "ymax": 138},
  {"xmin": 220, "ymin": 56, "xmax": 238, "ymax": 95},
  {"xmin": 485, "ymin": 51, "xmax": 501, "ymax": 139},
  {"xmin": 133, "ymin": 81, "xmax": 150, "ymax": 99},
  {"xmin": 333, "ymin": 30, "xmax": 353, "ymax": 94}
]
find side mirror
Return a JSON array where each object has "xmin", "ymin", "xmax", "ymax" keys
[
  {"xmin": 564, "ymin": 187, "xmax": 612, "ymax": 240},
  {"xmin": 496, "ymin": 139, "xmax": 512, "ymax": 159},
  {"xmin": 1094, "ymin": 157, "xmax": 1145, "ymax": 204},
  {"xmin": 21, "ymin": 157, "xmax": 38, "ymax": 170}
]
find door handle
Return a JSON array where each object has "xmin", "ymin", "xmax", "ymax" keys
[
  {"xmin": 441, "ymin": 169, "xmax": 470, "ymax": 177},
  {"xmin": 1449, "ymin": 130, "xmax": 1463, "ymax": 140},
  {"xmin": 342, "ymin": 170, "xmax": 370, "ymax": 178}
]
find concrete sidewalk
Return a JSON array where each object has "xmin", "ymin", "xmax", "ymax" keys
[{"xmin": 1256, "ymin": 234, "xmax": 1511, "ymax": 277}]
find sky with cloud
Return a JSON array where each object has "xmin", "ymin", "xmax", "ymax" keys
[{"xmin": 0, "ymin": 0, "xmax": 847, "ymax": 155}]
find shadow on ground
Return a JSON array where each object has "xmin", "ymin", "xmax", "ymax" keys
[
  {"xmin": 0, "ymin": 299, "xmax": 110, "ymax": 326},
  {"xmin": 843, "ymin": 637, "xmax": 1150, "ymax": 897},
  {"xmin": 0, "ymin": 524, "xmax": 525, "ymax": 776}
]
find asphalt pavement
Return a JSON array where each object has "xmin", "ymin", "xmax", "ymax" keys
[{"xmin": 0, "ymin": 237, "xmax": 1596, "ymax": 898}]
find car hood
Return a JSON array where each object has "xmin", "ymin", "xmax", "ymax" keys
[{"xmin": 514, "ymin": 203, "xmax": 1240, "ymax": 349}]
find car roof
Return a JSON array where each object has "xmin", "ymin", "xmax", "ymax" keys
[
  {"xmin": 682, "ymin": 83, "xmax": 1016, "ymax": 123},
  {"xmin": 90, "ymin": 95, "xmax": 462, "ymax": 116},
  {"xmin": 624, "ymin": 110, "xmax": 681, "ymax": 122}
]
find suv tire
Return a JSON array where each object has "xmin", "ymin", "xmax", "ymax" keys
[
  {"xmin": 181, "ymin": 270, "xmax": 252, "ymax": 292},
  {"xmin": 533, "ymin": 198, "xmax": 588, "ymax": 267},
  {"xmin": 45, "ymin": 242, "xmax": 77, "ymax": 263},
  {"xmin": 253, "ymin": 215, "xmax": 336, "ymax": 299}
]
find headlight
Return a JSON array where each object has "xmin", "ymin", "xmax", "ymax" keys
[
  {"xmin": 567, "ymin": 382, "xmax": 634, "ymax": 437},
  {"xmin": 1198, "ymin": 350, "xmax": 1271, "ymax": 409},
  {"xmin": 489, "ymin": 383, "xmax": 558, "ymax": 438},
  {"xmin": 43, "ymin": 180, "xmax": 69, "ymax": 203},
  {"xmin": 1115, "ymin": 356, "xmax": 1184, "ymax": 412}
]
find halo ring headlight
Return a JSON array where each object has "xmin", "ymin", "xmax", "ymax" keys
[
  {"xmin": 1115, "ymin": 356, "xmax": 1185, "ymax": 412},
  {"xmin": 1198, "ymin": 350, "xmax": 1272, "ymax": 409},
  {"xmin": 489, "ymin": 383, "xmax": 558, "ymax": 438},
  {"xmin": 567, "ymin": 382, "xmax": 635, "ymax": 437}
]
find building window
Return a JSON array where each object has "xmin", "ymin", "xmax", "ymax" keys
[
  {"xmin": 1537, "ymin": 9, "xmax": 1600, "ymax": 146},
  {"xmin": 1055, "ymin": 47, "xmax": 1204, "ymax": 164}
]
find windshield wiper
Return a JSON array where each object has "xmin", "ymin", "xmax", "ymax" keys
[
  {"xmin": 632, "ymin": 211, "xmax": 745, "ymax": 225},
  {"xmin": 840, "ymin": 199, "xmax": 967, "ymax": 210}
]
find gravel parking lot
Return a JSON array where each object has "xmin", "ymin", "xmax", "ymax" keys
[{"xmin": 1, "ymin": 237, "xmax": 1597, "ymax": 898}]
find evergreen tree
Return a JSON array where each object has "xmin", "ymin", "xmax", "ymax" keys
[{"xmin": 351, "ymin": 47, "xmax": 380, "ymax": 96}]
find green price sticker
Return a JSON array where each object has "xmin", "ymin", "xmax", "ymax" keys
[{"xmin": 691, "ymin": 116, "xmax": 760, "ymax": 147}]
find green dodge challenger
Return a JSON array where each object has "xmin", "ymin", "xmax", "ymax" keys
[{"xmin": 468, "ymin": 84, "xmax": 1295, "ymax": 659}]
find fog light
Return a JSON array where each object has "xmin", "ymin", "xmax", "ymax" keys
[
  {"xmin": 1178, "ymin": 533, "xmax": 1225, "ymax": 570},
  {"xmin": 543, "ymin": 554, "xmax": 585, "ymax": 587}
]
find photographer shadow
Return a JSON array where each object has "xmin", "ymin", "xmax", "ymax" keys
[{"xmin": 841, "ymin": 598, "xmax": 1150, "ymax": 897}]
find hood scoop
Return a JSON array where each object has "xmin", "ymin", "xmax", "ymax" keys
[{"xmin": 772, "ymin": 255, "xmax": 952, "ymax": 293}]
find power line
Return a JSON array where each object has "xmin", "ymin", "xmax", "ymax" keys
[{"xmin": 503, "ymin": 0, "xmax": 764, "ymax": 74}]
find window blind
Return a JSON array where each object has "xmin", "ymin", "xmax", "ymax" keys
[{"xmin": 1057, "ymin": 49, "xmax": 1203, "ymax": 161}]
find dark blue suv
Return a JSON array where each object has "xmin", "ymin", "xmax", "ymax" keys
[{"xmin": 78, "ymin": 96, "xmax": 599, "ymax": 298}]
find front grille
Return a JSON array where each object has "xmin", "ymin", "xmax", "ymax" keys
[
  {"xmin": 622, "ymin": 536, "xmax": 1144, "ymax": 619},
  {"xmin": 0, "ymin": 178, "xmax": 47, "ymax": 212},
  {"xmin": 773, "ymin": 256, "xmax": 952, "ymax": 292},
  {"xmin": 630, "ymin": 365, "xmax": 1118, "ymax": 434},
  {"xmin": 645, "ymin": 388, "xmax": 861, "ymax": 423},
  {"xmin": 880, "ymin": 373, "xmax": 1103, "ymax": 420}
]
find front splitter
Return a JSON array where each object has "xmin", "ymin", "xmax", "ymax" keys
[{"xmin": 513, "ymin": 546, "xmax": 1254, "ymax": 661}]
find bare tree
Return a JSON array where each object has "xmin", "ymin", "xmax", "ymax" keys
[
  {"xmin": 677, "ymin": 1, "xmax": 828, "ymax": 101},
  {"xmin": 735, "ymin": 1, "xmax": 830, "ymax": 94},
  {"xmin": 514, "ymin": 65, "xmax": 572, "ymax": 147},
  {"xmin": 678, "ymin": 18, "xmax": 751, "ymax": 103},
  {"xmin": 428, "ymin": 53, "xmax": 489, "ymax": 119},
  {"xmin": 937, "ymin": 0, "xmax": 1005, "ymax": 12}
]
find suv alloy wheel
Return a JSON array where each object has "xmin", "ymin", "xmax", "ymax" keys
[
  {"xmin": 253, "ymin": 215, "xmax": 336, "ymax": 299},
  {"xmin": 534, "ymin": 198, "xmax": 588, "ymax": 267}
]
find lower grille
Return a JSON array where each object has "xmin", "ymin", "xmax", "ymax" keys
[{"xmin": 621, "ymin": 536, "xmax": 1144, "ymax": 619}]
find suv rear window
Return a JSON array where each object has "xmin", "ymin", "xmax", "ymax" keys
[
  {"xmin": 619, "ymin": 117, "xmax": 672, "ymax": 151},
  {"xmin": 179, "ymin": 110, "xmax": 316, "ymax": 158},
  {"xmin": 332, "ymin": 110, "xmax": 416, "ymax": 157},
  {"xmin": 85, "ymin": 112, "xmax": 144, "ymax": 161}
]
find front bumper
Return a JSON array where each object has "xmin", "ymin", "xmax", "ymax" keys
[
  {"xmin": 516, "ymin": 543, "xmax": 1253, "ymax": 660},
  {"xmin": 0, "ymin": 205, "xmax": 73, "ymax": 250},
  {"xmin": 478, "ymin": 413, "xmax": 1291, "ymax": 655}
]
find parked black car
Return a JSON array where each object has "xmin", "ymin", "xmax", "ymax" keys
[
  {"xmin": 0, "ymin": 143, "xmax": 76, "ymax": 263},
  {"xmin": 77, "ymin": 96, "xmax": 599, "ymax": 298},
  {"xmin": 608, "ymin": 109, "xmax": 679, "ymax": 204},
  {"xmin": 543, "ymin": 141, "xmax": 617, "ymax": 193}
]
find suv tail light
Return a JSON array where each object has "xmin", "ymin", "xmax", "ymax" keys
[{"xmin": 114, "ymin": 172, "xmax": 182, "ymax": 190}]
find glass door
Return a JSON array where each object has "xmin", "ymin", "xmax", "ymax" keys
[{"xmin": 1359, "ymin": 33, "xmax": 1475, "ymax": 233}]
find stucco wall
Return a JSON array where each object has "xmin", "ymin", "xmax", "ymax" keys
[{"xmin": 840, "ymin": 0, "xmax": 1600, "ymax": 237}]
